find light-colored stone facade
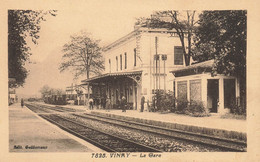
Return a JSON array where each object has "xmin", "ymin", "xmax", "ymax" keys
[{"xmin": 84, "ymin": 27, "xmax": 186, "ymax": 110}]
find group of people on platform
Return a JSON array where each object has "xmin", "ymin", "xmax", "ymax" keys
[
  {"xmin": 88, "ymin": 95, "xmax": 127, "ymax": 112},
  {"xmin": 88, "ymin": 95, "xmax": 147, "ymax": 112}
]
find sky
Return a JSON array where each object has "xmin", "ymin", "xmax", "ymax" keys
[
  {"xmin": 15, "ymin": 2, "xmax": 159, "ymax": 98},
  {"xmin": 8, "ymin": 0, "xmax": 257, "ymax": 98}
]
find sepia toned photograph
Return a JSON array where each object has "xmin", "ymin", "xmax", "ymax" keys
[{"xmin": 2, "ymin": 0, "xmax": 260, "ymax": 161}]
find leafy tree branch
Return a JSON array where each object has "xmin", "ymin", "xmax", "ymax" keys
[{"xmin": 59, "ymin": 30, "xmax": 104, "ymax": 79}]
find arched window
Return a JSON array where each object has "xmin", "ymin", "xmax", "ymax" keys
[
  {"xmin": 120, "ymin": 54, "xmax": 122, "ymax": 70},
  {"xmin": 125, "ymin": 52, "xmax": 127, "ymax": 69},
  {"xmin": 109, "ymin": 59, "xmax": 111, "ymax": 72},
  {"xmin": 116, "ymin": 56, "xmax": 118, "ymax": 71},
  {"xmin": 134, "ymin": 48, "xmax": 136, "ymax": 66}
]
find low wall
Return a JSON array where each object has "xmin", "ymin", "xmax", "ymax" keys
[{"xmin": 91, "ymin": 111, "xmax": 247, "ymax": 142}]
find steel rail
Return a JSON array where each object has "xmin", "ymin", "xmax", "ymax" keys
[
  {"xmin": 39, "ymin": 114, "xmax": 162, "ymax": 152},
  {"xmin": 25, "ymin": 103, "xmax": 51, "ymax": 113},
  {"xmin": 27, "ymin": 103, "xmax": 76, "ymax": 113}
]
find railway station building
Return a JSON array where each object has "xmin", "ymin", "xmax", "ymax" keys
[{"xmin": 81, "ymin": 26, "xmax": 187, "ymax": 110}]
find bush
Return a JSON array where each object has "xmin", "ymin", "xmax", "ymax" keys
[
  {"xmin": 230, "ymin": 97, "xmax": 246, "ymax": 115},
  {"xmin": 230, "ymin": 104, "xmax": 246, "ymax": 115},
  {"xmin": 175, "ymin": 99, "xmax": 210, "ymax": 117},
  {"xmin": 184, "ymin": 100, "xmax": 210, "ymax": 117},
  {"xmin": 151, "ymin": 90, "xmax": 176, "ymax": 112},
  {"xmin": 175, "ymin": 98, "xmax": 189, "ymax": 113},
  {"xmin": 151, "ymin": 92, "xmax": 210, "ymax": 117}
]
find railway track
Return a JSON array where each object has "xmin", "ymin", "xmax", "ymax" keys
[
  {"xmin": 25, "ymin": 103, "xmax": 80, "ymax": 113},
  {"xmin": 37, "ymin": 104, "xmax": 78, "ymax": 112},
  {"xmin": 39, "ymin": 114, "xmax": 162, "ymax": 152},
  {"xmin": 71, "ymin": 113, "xmax": 247, "ymax": 152},
  {"xmin": 25, "ymin": 103, "xmax": 51, "ymax": 113}
]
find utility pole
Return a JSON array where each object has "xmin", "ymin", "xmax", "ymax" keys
[
  {"xmin": 155, "ymin": 37, "xmax": 158, "ymax": 91},
  {"xmin": 158, "ymin": 53, "xmax": 160, "ymax": 90},
  {"xmin": 86, "ymin": 46, "xmax": 91, "ymax": 108},
  {"xmin": 162, "ymin": 54, "xmax": 167, "ymax": 92}
]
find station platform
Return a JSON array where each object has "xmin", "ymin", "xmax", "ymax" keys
[
  {"xmin": 91, "ymin": 109, "xmax": 246, "ymax": 133},
  {"xmin": 9, "ymin": 103, "xmax": 103, "ymax": 152},
  {"xmin": 90, "ymin": 109, "xmax": 247, "ymax": 141}
]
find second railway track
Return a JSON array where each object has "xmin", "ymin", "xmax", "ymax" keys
[
  {"xmin": 39, "ymin": 114, "xmax": 162, "ymax": 152},
  {"xmin": 25, "ymin": 103, "xmax": 80, "ymax": 113}
]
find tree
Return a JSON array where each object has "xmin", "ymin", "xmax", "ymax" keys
[
  {"xmin": 8, "ymin": 10, "xmax": 57, "ymax": 88},
  {"xmin": 59, "ymin": 30, "xmax": 104, "ymax": 79},
  {"xmin": 39, "ymin": 85, "xmax": 65, "ymax": 98},
  {"xmin": 54, "ymin": 88, "xmax": 65, "ymax": 96},
  {"xmin": 192, "ymin": 10, "xmax": 247, "ymax": 110},
  {"xmin": 39, "ymin": 85, "xmax": 51, "ymax": 98},
  {"xmin": 136, "ymin": 10, "xmax": 197, "ymax": 66}
]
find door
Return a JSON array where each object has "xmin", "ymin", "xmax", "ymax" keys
[
  {"xmin": 116, "ymin": 89, "xmax": 119, "ymax": 105},
  {"xmin": 224, "ymin": 79, "xmax": 236, "ymax": 108},
  {"xmin": 207, "ymin": 79, "xmax": 219, "ymax": 113}
]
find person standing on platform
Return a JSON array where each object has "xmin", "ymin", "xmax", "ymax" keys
[
  {"xmin": 21, "ymin": 98, "xmax": 24, "ymax": 108},
  {"xmin": 106, "ymin": 96, "xmax": 111, "ymax": 112},
  {"xmin": 121, "ymin": 96, "xmax": 127, "ymax": 112},
  {"xmin": 147, "ymin": 99, "xmax": 150, "ymax": 112},
  {"xmin": 103, "ymin": 97, "xmax": 107, "ymax": 110},
  {"xmin": 89, "ymin": 98, "xmax": 94, "ymax": 110},
  {"xmin": 141, "ymin": 96, "xmax": 145, "ymax": 112}
]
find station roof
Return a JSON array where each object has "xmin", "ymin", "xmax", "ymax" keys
[
  {"xmin": 170, "ymin": 60, "xmax": 214, "ymax": 76},
  {"xmin": 81, "ymin": 70, "xmax": 142, "ymax": 84}
]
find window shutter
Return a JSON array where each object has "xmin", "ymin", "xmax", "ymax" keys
[{"xmin": 174, "ymin": 46, "xmax": 184, "ymax": 65}]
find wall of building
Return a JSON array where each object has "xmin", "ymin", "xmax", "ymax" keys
[
  {"xmin": 103, "ymin": 28, "xmax": 188, "ymax": 110},
  {"xmin": 104, "ymin": 36, "xmax": 140, "ymax": 73},
  {"xmin": 139, "ymin": 32, "xmax": 185, "ymax": 102},
  {"xmin": 174, "ymin": 73, "xmax": 239, "ymax": 114}
]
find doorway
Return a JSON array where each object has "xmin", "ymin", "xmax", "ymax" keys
[
  {"xmin": 116, "ymin": 89, "xmax": 119, "ymax": 104},
  {"xmin": 224, "ymin": 79, "xmax": 236, "ymax": 108},
  {"xmin": 207, "ymin": 79, "xmax": 219, "ymax": 113}
]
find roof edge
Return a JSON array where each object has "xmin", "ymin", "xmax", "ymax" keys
[
  {"xmin": 170, "ymin": 60, "xmax": 215, "ymax": 74},
  {"xmin": 81, "ymin": 70, "xmax": 143, "ymax": 83},
  {"xmin": 103, "ymin": 27, "xmax": 179, "ymax": 52}
]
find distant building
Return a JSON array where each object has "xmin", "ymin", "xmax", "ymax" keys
[
  {"xmin": 66, "ymin": 83, "xmax": 91, "ymax": 105},
  {"xmin": 81, "ymin": 26, "xmax": 187, "ymax": 110},
  {"xmin": 8, "ymin": 78, "xmax": 17, "ymax": 105}
]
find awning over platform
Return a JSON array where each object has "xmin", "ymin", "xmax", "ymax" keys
[{"xmin": 81, "ymin": 70, "xmax": 142, "ymax": 85}]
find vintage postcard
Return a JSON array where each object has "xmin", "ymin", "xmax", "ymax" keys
[{"xmin": 1, "ymin": 0, "xmax": 260, "ymax": 161}]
